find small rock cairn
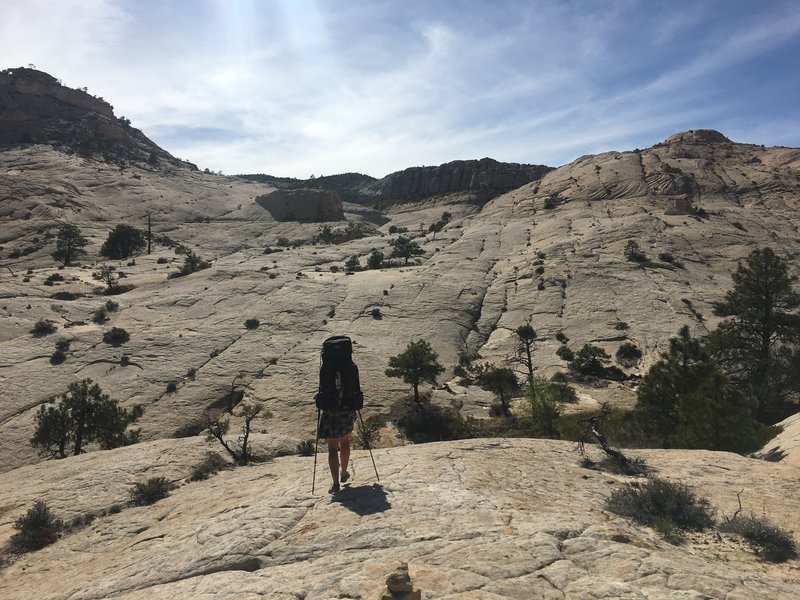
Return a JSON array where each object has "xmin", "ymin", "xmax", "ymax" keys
[{"xmin": 379, "ymin": 562, "xmax": 421, "ymax": 600}]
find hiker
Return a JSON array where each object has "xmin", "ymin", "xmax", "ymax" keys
[
  {"xmin": 318, "ymin": 409, "xmax": 356, "ymax": 493},
  {"xmin": 315, "ymin": 336, "xmax": 364, "ymax": 493}
]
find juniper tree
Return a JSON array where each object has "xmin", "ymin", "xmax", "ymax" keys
[
  {"xmin": 100, "ymin": 224, "xmax": 146, "ymax": 259},
  {"xmin": 389, "ymin": 236, "xmax": 424, "ymax": 266},
  {"xmin": 366, "ymin": 249, "xmax": 384, "ymax": 269},
  {"xmin": 31, "ymin": 379, "xmax": 143, "ymax": 458}
]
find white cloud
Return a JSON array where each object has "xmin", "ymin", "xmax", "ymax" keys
[{"xmin": 1, "ymin": 1, "xmax": 798, "ymax": 177}]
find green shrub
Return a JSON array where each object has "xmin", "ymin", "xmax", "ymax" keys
[
  {"xmin": 166, "ymin": 381, "xmax": 178, "ymax": 393},
  {"xmin": 157, "ymin": 257, "xmax": 169, "ymax": 264},
  {"xmin": 371, "ymin": 308, "xmax": 383, "ymax": 320},
  {"xmin": 187, "ymin": 367, "xmax": 197, "ymax": 379},
  {"xmin": 366, "ymin": 249, "xmax": 384, "ymax": 269},
  {"xmin": 555, "ymin": 331, "xmax": 568, "ymax": 343},
  {"xmin": 345, "ymin": 255, "xmax": 360, "ymax": 272},
  {"xmin": 719, "ymin": 515, "xmax": 797, "ymax": 562},
  {"xmin": 397, "ymin": 404, "xmax": 461, "ymax": 443},
  {"xmin": 658, "ymin": 252, "xmax": 675, "ymax": 263},
  {"xmin": 189, "ymin": 452, "xmax": 229, "ymax": 481},
  {"xmin": 556, "ymin": 345, "xmax": 574, "ymax": 361},
  {"xmin": 46, "ymin": 273, "xmax": 65, "ymax": 283},
  {"xmin": 105, "ymin": 300, "xmax": 119, "ymax": 312},
  {"xmin": 606, "ymin": 479, "xmax": 714, "ymax": 541},
  {"xmin": 51, "ymin": 291, "xmax": 78, "ymax": 300},
  {"xmin": 10, "ymin": 501, "xmax": 63, "ymax": 552},
  {"xmin": 92, "ymin": 306, "xmax": 108, "ymax": 323},
  {"xmin": 296, "ymin": 439, "xmax": 316, "ymax": 456},
  {"xmin": 103, "ymin": 327, "xmax": 129, "ymax": 345},
  {"xmin": 245, "ymin": 318, "xmax": 260, "ymax": 330},
  {"xmin": 50, "ymin": 349, "xmax": 67, "ymax": 365},
  {"xmin": 129, "ymin": 477, "xmax": 174, "ymax": 506},
  {"xmin": 570, "ymin": 344, "xmax": 624, "ymax": 380},
  {"xmin": 616, "ymin": 342, "xmax": 642, "ymax": 367},
  {"xmin": 31, "ymin": 319, "xmax": 57, "ymax": 336}
]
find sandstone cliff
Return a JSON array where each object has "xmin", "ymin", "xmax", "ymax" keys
[
  {"xmin": 370, "ymin": 158, "xmax": 553, "ymax": 203},
  {"xmin": 240, "ymin": 158, "xmax": 553, "ymax": 206},
  {"xmin": 0, "ymin": 67, "xmax": 181, "ymax": 166},
  {"xmin": 256, "ymin": 189, "xmax": 345, "ymax": 222}
]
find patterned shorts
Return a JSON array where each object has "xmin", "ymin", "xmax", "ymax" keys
[{"xmin": 318, "ymin": 410, "xmax": 356, "ymax": 439}]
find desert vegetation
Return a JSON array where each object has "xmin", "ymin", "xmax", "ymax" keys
[
  {"xmin": 30, "ymin": 379, "xmax": 143, "ymax": 458},
  {"xmin": 100, "ymin": 224, "xmax": 146, "ymax": 259},
  {"xmin": 52, "ymin": 223, "xmax": 87, "ymax": 266}
]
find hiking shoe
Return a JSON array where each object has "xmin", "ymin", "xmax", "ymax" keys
[
  {"xmin": 341, "ymin": 470, "xmax": 350, "ymax": 484},
  {"xmin": 329, "ymin": 483, "xmax": 340, "ymax": 493}
]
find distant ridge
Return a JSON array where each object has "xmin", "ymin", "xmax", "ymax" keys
[{"xmin": 241, "ymin": 157, "xmax": 553, "ymax": 205}]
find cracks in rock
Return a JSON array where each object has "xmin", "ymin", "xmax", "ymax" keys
[{"xmin": 131, "ymin": 533, "xmax": 165, "ymax": 546}]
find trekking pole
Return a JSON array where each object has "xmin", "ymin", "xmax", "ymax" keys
[
  {"xmin": 312, "ymin": 409, "xmax": 321, "ymax": 494},
  {"xmin": 357, "ymin": 410, "xmax": 380, "ymax": 482}
]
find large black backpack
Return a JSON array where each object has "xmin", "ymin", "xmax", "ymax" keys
[{"xmin": 315, "ymin": 336, "xmax": 364, "ymax": 411}]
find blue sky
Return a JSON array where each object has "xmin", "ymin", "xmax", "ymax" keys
[{"xmin": 1, "ymin": 0, "xmax": 798, "ymax": 177}]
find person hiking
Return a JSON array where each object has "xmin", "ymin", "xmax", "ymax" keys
[
  {"xmin": 318, "ymin": 409, "xmax": 356, "ymax": 493},
  {"xmin": 314, "ymin": 336, "xmax": 363, "ymax": 493}
]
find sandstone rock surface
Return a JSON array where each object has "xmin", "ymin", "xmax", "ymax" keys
[
  {"xmin": 1, "ymin": 128, "xmax": 800, "ymax": 472},
  {"xmin": 0, "ymin": 438, "xmax": 798, "ymax": 599}
]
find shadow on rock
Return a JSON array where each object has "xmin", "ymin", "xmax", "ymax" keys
[{"xmin": 332, "ymin": 483, "xmax": 391, "ymax": 515}]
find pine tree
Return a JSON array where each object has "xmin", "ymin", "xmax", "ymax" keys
[
  {"xmin": 636, "ymin": 326, "xmax": 713, "ymax": 445},
  {"xmin": 635, "ymin": 326, "xmax": 773, "ymax": 452},
  {"xmin": 710, "ymin": 247, "xmax": 800, "ymax": 421},
  {"xmin": 385, "ymin": 339, "xmax": 444, "ymax": 404},
  {"xmin": 52, "ymin": 223, "xmax": 88, "ymax": 266}
]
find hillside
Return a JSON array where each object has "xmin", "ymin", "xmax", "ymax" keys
[{"xmin": 2, "ymin": 128, "xmax": 800, "ymax": 467}]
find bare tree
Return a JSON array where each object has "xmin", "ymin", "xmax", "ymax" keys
[{"xmin": 203, "ymin": 402, "xmax": 269, "ymax": 465}]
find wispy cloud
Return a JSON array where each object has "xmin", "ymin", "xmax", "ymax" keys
[{"xmin": 1, "ymin": 0, "xmax": 798, "ymax": 176}]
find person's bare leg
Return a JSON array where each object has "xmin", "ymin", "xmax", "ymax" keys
[
  {"xmin": 340, "ymin": 433, "xmax": 351, "ymax": 481},
  {"xmin": 327, "ymin": 438, "xmax": 340, "ymax": 488}
]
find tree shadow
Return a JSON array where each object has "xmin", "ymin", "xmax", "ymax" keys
[{"xmin": 331, "ymin": 483, "xmax": 391, "ymax": 515}]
